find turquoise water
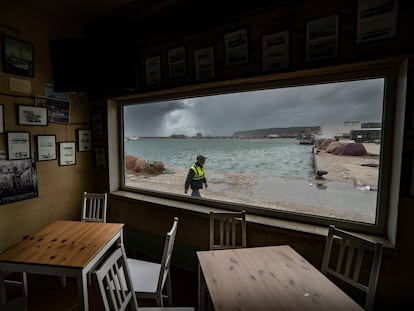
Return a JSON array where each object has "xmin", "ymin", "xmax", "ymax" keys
[{"xmin": 124, "ymin": 138, "xmax": 314, "ymax": 178}]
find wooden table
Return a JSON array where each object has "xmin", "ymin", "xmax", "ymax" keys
[
  {"xmin": 197, "ymin": 245, "xmax": 363, "ymax": 311},
  {"xmin": 0, "ymin": 220, "xmax": 124, "ymax": 311}
]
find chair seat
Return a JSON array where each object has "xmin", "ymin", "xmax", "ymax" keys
[{"xmin": 127, "ymin": 258, "xmax": 161, "ymax": 294}]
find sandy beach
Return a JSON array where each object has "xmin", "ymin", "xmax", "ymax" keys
[{"xmin": 125, "ymin": 143, "xmax": 380, "ymax": 223}]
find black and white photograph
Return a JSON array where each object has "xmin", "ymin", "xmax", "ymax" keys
[
  {"xmin": 77, "ymin": 129, "xmax": 92, "ymax": 152},
  {"xmin": 356, "ymin": 0, "xmax": 399, "ymax": 43},
  {"xmin": 34, "ymin": 95, "xmax": 70, "ymax": 124},
  {"xmin": 2, "ymin": 36, "xmax": 34, "ymax": 77},
  {"xmin": 306, "ymin": 15, "xmax": 338, "ymax": 61},
  {"xmin": 59, "ymin": 142, "xmax": 76, "ymax": 166},
  {"xmin": 168, "ymin": 46, "xmax": 186, "ymax": 79},
  {"xmin": 262, "ymin": 31, "xmax": 289, "ymax": 72},
  {"xmin": 36, "ymin": 135, "xmax": 56, "ymax": 161},
  {"xmin": 95, "ymin": 147, "xmax": 107, "ymax": 169},
  {"xmin": 7, "ymin": 131, "xmax": 31, "ymax": 160},
  {"xmin": 18, "ymin": 105, "xmax": 48, "ymax": 126},
  {"xmin": 224, "ymin": 29, "xmax": 248, "ymax": 66},
  {"xmin": 0, "ymin": 104, "xmax": 4, "ymax": 133},
  {"xmin": 92, "ymin": 113, "xmax": 104, "ymax": 136},
  {"xmin": 145, "ymin": 56, "xmax": 161, "ymax": 85},
  {"xmin": 0, "ymin": 158, "xmax": 38, "ymax": 205},
  {"xmin": 194, "ymin": 46, "xmax": 215, "ymax": 81}
]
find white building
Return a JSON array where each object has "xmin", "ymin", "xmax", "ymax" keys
[{"xmin": 319, "ymin": 121, "xmax": 361, "ymax": 139}]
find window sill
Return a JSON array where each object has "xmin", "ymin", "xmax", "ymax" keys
[{"xmin": 110, "ymin": 190, "xmax": 396, "ymax": 252}]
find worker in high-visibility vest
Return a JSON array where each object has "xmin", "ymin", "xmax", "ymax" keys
[{"xmin": 184, "ymin": 155, "xmax": 208, "ymax": 198}]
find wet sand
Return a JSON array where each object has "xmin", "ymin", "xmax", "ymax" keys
[{"xmin": 125, "ymin": 143, "xmax": 380, "ymax": 223}]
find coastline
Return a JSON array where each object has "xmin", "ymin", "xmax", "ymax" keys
[{"xmin": 125, "ymin": 143, "xmax": 380, "ymax": 223}]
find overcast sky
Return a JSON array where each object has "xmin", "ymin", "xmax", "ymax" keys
[{"xmin": 124, "ymin": 78, "xmax": 384, "ymax": 137}]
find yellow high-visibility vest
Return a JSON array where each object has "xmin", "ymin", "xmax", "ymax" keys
[{"xmin": 190, "ymin": 165, "xmax": 204, "ymax": 181}]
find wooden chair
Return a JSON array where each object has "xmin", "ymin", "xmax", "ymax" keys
[
  {"xmin": 321, "ymin": 225, "xmax": 383, "ymax": 311},
  {"xmin": 209, "ymin": 210, "xmax": 246, "ymax": 250},
  {"xmin": 0, "ymin": 250, "xmax": 28, "ymax": 306},
  {"xmin": 127, "ymin": 217, "xmax": 178, "ymax": 307},
  {"xmin": 94, "ymin": 245, "xmax": 193, "ymax": 311},
  {"xmin": 81, "ymin": 192, "xmax": 108, "ymax": 223}
]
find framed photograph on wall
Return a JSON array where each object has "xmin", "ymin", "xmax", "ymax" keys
[
  {"xmin": 356, "ymin": 0, "xmax": 399, "ymax": 43},
  {"xmin": 168, "ymin": 46, "xmax": 186, "ymax": 79},
  {"xmin": 91, "ymin": 113, "xmax": 104, "ymax": 136},
  {"xmin": 36, "ymin": 135, "xmax": 56, "ymax": 161},
  {"xmin": 0, "ymin": 104, "xmax": 4, "ymax": 133},
  {"xmin": 145, "ymin": 56, "xmax": 161, "ymax": 85},
  {"xmin": 262, "ymin": 30, "xmax": 289, "ymax": 72},
  {"xmin": 95, "ymin": 147, "xmax": 107, "ymax": 169},
  {"xmin": 194, "ymin": 46, "xmax": 215, "ymax": 81},
  {"xmin": 224, "ymin": 28, "xmax": 248, "ymax": 66},
  {"xmin": 18, "ymin": 105, "xmax": 48, "ymax": 126},
  {"xmin": 2, "ymin": 36, "xmax": 34, "ymax": 77},
  {"xmin": 306, "ymin": 15, "xmax": 338, "ymax": 61},
  {"xmin": 59, "ymin": 142, "xmax": 76, "ymax": 166},
  {"xmin": 77, "ymin": 129, "xmax": 92, "ymax": 152},
  {"xmin": 7, "ymin": 131, "xmax": 31, "ymax": 160}
]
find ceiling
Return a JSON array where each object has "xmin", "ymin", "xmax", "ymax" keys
[{"xmin": 26, "ymin": 0, "xmax": 292, "ymax": 43}]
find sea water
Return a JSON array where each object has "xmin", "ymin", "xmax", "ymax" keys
[{"xmin": 124, "ymin": 138, "xmax": 314, "ymax": 178}]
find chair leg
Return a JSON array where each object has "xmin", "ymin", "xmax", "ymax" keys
[
  {"xmin": 166, "ymin": 273, "xmax": 172, "ymax": 306},
  {"xmin": 60, "ymin": 276, "xmax": 66, "ymax": 287}
]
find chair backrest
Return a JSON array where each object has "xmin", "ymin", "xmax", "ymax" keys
[
  {"xmin": 321, "ymin": 225, "xmax": 383, "ymax": 311},
  {"xmin": 94, "ymin": 247, "xmax": 139, "ymax": 311},
  {"xmin": 209, "ymin": 210, "xmax": 246, "ymax": 250},
  {"xmin": 81, "ymin": 192, "xmax": 108, "ymax": 223},
  {"xmin": 156, "ymin": 217, "xmax": 179, "ymax": 294}
]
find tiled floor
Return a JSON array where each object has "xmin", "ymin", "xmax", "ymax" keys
[{"xmin": 3, "ymin": 265, "xmax": 198, "ymax": 310}]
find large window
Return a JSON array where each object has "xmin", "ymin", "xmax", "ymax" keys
[{"xmin": 118, "ymin": 65, "xmax": 402, "ymax": 234}]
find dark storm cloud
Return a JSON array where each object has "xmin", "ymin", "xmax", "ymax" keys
[{"xmin": 124, "ymin": 78, "xmax": 384, "ymax": 137}]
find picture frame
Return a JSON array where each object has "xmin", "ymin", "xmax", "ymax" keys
[
  {"xmin": 77, "ymin": 129, "xmax": 92, "ymax": 152},
  {"xmin": 262, "ymin": 30, "xmax": 290, "ymax": 72},
  {"xmin": 194, "ymin": 46, "xmax": 215, "ymax": 81},
  {"xmin": 356, "ymin": 0, "xmax": 399, "ymax": 43},
  {"xmin": 35, "ymin": 95, "xmax": 70, "ymax": 124},
  {"xmin": 224, "ymin": 28, "xmax": 248, "ymax": 67},
  {"xmin": 91, "ymin": 113, "xmax": 104, "ymax": 136},
  {"xmin": 0, "ymin": 104, "xmax": 4, "ymax": 133},
  {"xmin": 7, "ymin": 131, "xmax": 31, "ymax": 160},
  {"xmin": 36, "ymin": 135, "xmax": 56, "ymax": 161},
  {"xmin": 18, "ymin": 105, "xmax": 48, "ymax": 126},
  {"xmin": 59, "ymin": 142, "xmax": 76, "ymax": 166},
  {"xmin": 306, "ymin": 15, "xmax": 339, "ymax": 61},
  {"xmin": 95, "ymin": 147, "xmax": 107, "ymax": 169},
  {"xmin": 145, "ymin": 56, "xmax": 161, "ymax": 85},
  {"xmin": 2, "ymin": 36, "xmax": 34, "ymax": 77},
  {"xmin": 168, "ymin": 46, "xmax": 186, "ymax": 79}
]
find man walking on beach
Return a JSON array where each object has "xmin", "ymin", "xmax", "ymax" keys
[{"xmin": 185, "ymin": 155, "xmax": 208, "ymax": 198}]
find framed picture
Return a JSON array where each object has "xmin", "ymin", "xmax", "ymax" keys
[
  {"xmin": 145, "ymin": 56, "xmax": 161, "ymax": 85},
  {"xmin": 35, "ymin": 95, "xmax": 70, "ymax": 124},
  {"xmin": 7, "ymin": 131, "xmax": 31, "ymax": 160},
  {"xmin": 306, "ymin": 15, "xmax": 339, "ymax": 61},
  {"xmin": 194, "ymin": 46, "xmax": 215, "ymax": 81},
  {"xmin": 92, "ymin": 113, "xmax": 104, "ymax": 136},
  {"xmin": 168, "ymin": 46, "xmax": 186, "ymax": 79},
  {"xmin": 36, "ymin": 135, "xmax": 56, "ymax": 161},
  {"xmin": 356, "ymin": 0, "xmax": 399, "ymax": 43},
  {"xmin": 95, "ymin": 147, "xmax": 107, "ymax": 169},
  {"xmin": 262, "ymin": 30, "xmax": 289, "ymax": 72},
  {"xmin": 77, "ymin": 129, "xmax": 92, "ymax": 152},
  {"xmin": 224, "ymin": 29, "xmax": 248, "ymax": 67},
  {"xmin": 2, "ymin": 36, "xmax": 34, "ymax": 77},
  {"xmin": 0, "ymin": 104, "xmax": 4, "ymax": 133},
  {"xmin": 59, "ymin": 142, "xmax": 76, "ymax": 166},
  {"xmin": 18, "ymin": 105, "xmax": 48, "ymax": 126}
]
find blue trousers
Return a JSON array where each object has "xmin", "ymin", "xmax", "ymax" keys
[{"xmin": 191, "ymin": 189, "xmax": 201, "ymax": 198}]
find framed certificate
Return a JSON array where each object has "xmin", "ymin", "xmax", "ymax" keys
[
  {"xmin": 7, "ymin": 132, "xmax": 31, "ymax": 160},
  {"xmin": 36, "ymin": 135, "xmax": 56, "ymax": 161},
  {"xmin": 59, "ymin": 142, "xmax": 76, "ymax": 166}
]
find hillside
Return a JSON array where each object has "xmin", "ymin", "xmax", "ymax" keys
[{"xmin": 233, "ymin": 126, "xmax": 320, "ymax": 137}]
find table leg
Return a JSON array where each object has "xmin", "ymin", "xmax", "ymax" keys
[
  {"xmin": 77, "ymin": 271, "xmax": 89, "ymax": 311},
  {"xmin": 198, "ymin": 265, "xmax": 206, "ymax": 311}
]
